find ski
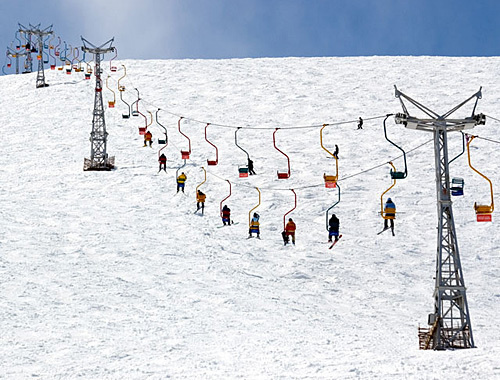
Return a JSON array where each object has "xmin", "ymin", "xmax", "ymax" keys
[
  {"xmin": 329, "ymin": 234, "xmax": 343, "ymax": 249},
  {"xmin": 377, "ymin": 228, "xmax": 389, "ymax": 235},
  {"xmin": 217, "ymin": 222, "xmax": 239, "ymax": 228}
]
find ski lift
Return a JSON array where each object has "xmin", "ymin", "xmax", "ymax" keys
[
  {"xmin": 85, "ymin": 64, "xmax": 92, "ymax": 79},
  {"xmin": 117, "ymin": 64, "xmax": 126, "ymax": 91},
  {"xmin": 320, "ymin": 124, "xmax": 338, "ymax": 188},
  {"xmin": 235, "ymin": 127, "xmax": 250, "ymax": 177},
  {"xmin": 196, "ymin": 167, "xmax": 207, "ymax": 210},
  {"xmin": 451, "ymin": 178, "xmax": 465, "ymax": 196},
  {"xmin": 380, "ymin": 162, "xmax": 398, "ymax": 220},
  {"xmin": 220, "ymin": 180, "xmax": 232, "ymax": 219},
  {"xmin": 134, "ymin": 99, "xmax": 149, "ymax": 134},
  {"xmin": 117, "ymin": 66, "xmax": 130, "ymax": 118},
  {"xmin": 449, "ymin": 132, "xmax": 466, "ymax": 197},
  {"xmin": 15, "ymin": 32, "xmax": 21, "ymax": 50},
  {"xmin": 273, "ymin": 128, "xmax": 291, "ymax": 179},
  {"xmin": 157, "ymin": 111, "xmax": 168, "ymax": 161},
  {"xmin": 283, "ymin": 189, "xmax": 297, "ymax": 231},
  {"xmin": 248, "ymin": 187, "xmax": 261, "ymax": 232},
  {"xmin": 131, "ymin": 88, "xmax": 140, "ymax": 116},
  {"xmin": 109, "ymin": 47, "xmax": 117, "ymax": 72},
  {"xmin": 325, "ymin": 183, "xmax": 341, "ymax": 231},
  {"xmin": 178, "ymin": 117, "xmax": 191, "ymax": 159},
  {"xmin": 156, "ymin": 109, "xmax": 168, "ymax": 145},
  {"xmin": 204, "ymin": 123, "xmax": 218, "ymax": 165},
  {"xmin": 48, "ymin": 45, "xmax": 56, "ymax": 69},
  {"xmin": 384, "ymin": 115, "xmax": 407, "ymax": 179},
  {"xmin": 106, "ymin": 75, "xmax": 116, "ymax": 108},
  {"xmin": 466, "ymin": 135, "xmax": 494, "ymax": 222},
  {"xmin": 7, "ymin": 55, "xmax": 12, "ymax": 68},
  {"xmin": 54, "ymin": 36, "xmax": 61, "ymax": 56}
]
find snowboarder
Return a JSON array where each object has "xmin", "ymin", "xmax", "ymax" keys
[
  {"xmin": 357, "ymin": 117, "xmax": 363, "ymax": 130},
  {"xmin": 282, "ymin": 218, "xmax": 296, "ymax": 245},
  {"xmin": 328, "ymin": 214, "xmax": 340, "ymax": 243},
  {"xmin": 248, "ymin": 158, "xmax": 256, "ymax": 175},
  {"xmin": 144, "ymin": 130, "xmax": 153, "ymax": 147},
  {"xmin": 248, "ymin": 212, "xmax": 260, "ymax": 238},
  {"xmin": 196, "ymin": 190, "xmax": 206, "ymax": 215},
  {"xmin": 221, "ymin": 205, "xmax": 231, "ymax": 226},
  {"xmin": 158, "ymin": 153, "xmax": 167, "ymax": 172},
  {"xmin": 177, "ymin": 172, "xmax": 187, "ymax": 193},
  {"xmin": 383, "ymin": 198, "xmax": 396, "ymax": 236}
]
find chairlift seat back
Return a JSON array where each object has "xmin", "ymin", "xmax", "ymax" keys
[
  {"xmin": 277, "ymin": 172, "xmax": 290, "ymax": 179},
  {"xmin": 475, "ymin": 203, "xmax": 493, "ymax": 214},
  {"xmin": 390, "ymin": 171, "xmax": 406, "ymax": 179},
  {"xmin": 158, "ymin": 139, "xmax": 166, "ymax": 145},
  {"xmin": 207, "ymin": 160, "xmax": 217, "ymax": 166},
  {"xmin": 138, "ymin": 127, "xmax": 146, "ymax": 135},
  {"xmin": 122, "ymin": 114, "xmax": 130, "ymax": 119},
  {"xmin": 383, "ymin": 207, "xmax": 396, "ymax": 220},
  {"xmin": 108, "ymin": 101, "xmax": 115, "ymax": 108},
  {"xmin": 239, "ymin": 167, "xmax": 249, "ymax": 177},
  {"xmin": 181, "ymin": 151, "xmax": 190, "ymax": 159}
]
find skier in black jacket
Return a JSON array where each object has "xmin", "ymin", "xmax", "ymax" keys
[{"xmin": 328, "ymin": 214, "xmax": 340, "ymax": 243}]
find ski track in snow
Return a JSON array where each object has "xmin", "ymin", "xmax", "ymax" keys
[{"xmin": 0, "ymin": 56, "xmax": 499, "ymax": 379}]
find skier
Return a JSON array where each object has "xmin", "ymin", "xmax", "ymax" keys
[
  {"xmin": 248, "ymin": 158, "xmax": 256, "ymax": 175},
  {"xmin": 333, "ymin": 144, "xmax": 339, "ymax": 159},
  {"xmin": 221, "ymin": 205, "xmax": 231, "ymax": 226},
  {"xmin": 357, "ymin": 117, "xmax": 363, "ymax": 130},
  {"xmin": 177, "ymin": 172, "xmax": 187, "ymax": 193},
  {"xmin": 158, "ymin": 153, "xmax": 167, "ymax": 172},
  {"xmin": 144, "ymin": 130, "xmax": 153, "ymax": 147},
  {"xmin": 328, "ymin": 214, "xmax": 340, "ymax": 243},
  {"xmin": 282, "ymin": 218, "xmax": 296, "ymax": 245},
  {"xmin": 196, "ymin": 190, "xmax": 206, "ymax": 214},
  {"xmin": 383, "ymin": 198, "xmax": 396, "ymax": 236},
  {"xmin": 248, "ymin": 212, "xmax": 260, "ymax": 238}
]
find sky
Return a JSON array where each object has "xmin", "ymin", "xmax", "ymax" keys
[{"xmin": 1, "ymin": 0, "xmax": 500, "ymax": 60}]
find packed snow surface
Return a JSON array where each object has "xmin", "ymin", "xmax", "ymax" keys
[{"xmin": 1, "ymin": 56, "xmax": 499, "ymax": 379}]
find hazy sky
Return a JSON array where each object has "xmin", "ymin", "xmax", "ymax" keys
[{"xmin": 1, "ymin": 0, "xmax": 499, "ymax": 60}]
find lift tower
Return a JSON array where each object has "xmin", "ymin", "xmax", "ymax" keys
[
  {"xmin": 393, "ymin": 86, "xmax": 485, "ymax": 350},
  {"xmin": 81, "ymin": 36, "xmax": 115, "ymax": 171},
  {"xmin": 7, "ymin": 47, "xmax": 28, "ymax": 75},
  {"xmin": 17, "ymin": 23, "xmax": 34, "ymax": 73},
  {"xmin": 31, "ymin": 24, "xmax": 53, "ymax": 88}
]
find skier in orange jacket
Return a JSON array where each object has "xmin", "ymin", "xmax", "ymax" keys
[{"xmin": 282, "ymin": 218, "xmax": 296, "ymax": 245}]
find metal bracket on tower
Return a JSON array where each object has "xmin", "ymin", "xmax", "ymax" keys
[
  {"xmin": 394, "ymin": 86, "xmax": 485, "ymax": 350},
  {"xmin": 81, "ymin": 36, "xmax": 116, "ymax": 171}
]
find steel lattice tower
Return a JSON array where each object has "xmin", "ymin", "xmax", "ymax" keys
[
  {"xmin": 81, "ymin": 37, "xmax": 115, "ymax": 171},
  {"xmin": 18, "ymin": 24, "xmax": 33, "ymax": 73},
  {"xmin": 32, "ymin": 24, "xmax": 53, "ymax": 88},
  {"xmin": 393, "ymin": 86, "xmax": 485, "ymax": 350}
]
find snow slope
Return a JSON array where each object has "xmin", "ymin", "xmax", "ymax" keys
[{"xmin": 0, "ymin": 56, "xmax": 499, "ymax": 379}]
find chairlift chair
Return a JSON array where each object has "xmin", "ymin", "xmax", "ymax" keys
[
  {"xmin": 178, "ymin": 117, "xmax": 191, "ymax": 159},
  {"xmin": 273, "ymin": 128, "xmax": 291, "ymax": 179},
  {"xmin": 451, "ymin": 178, "xmax": 464, "ymax": 196},
  {"xmin": 466, "ymin": 135, "xmax": 494, "ymax": 221}
]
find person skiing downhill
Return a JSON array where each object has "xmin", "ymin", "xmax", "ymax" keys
[
  {"xmin": 282, "ymin": 218, "xmax": 296, "ymax": 245},
  {"xmin": 221, "ymin": 205, "xmax": 231, "ymax": 226},
  {"xmin": 248, "ymin": 212, "xmax": 260, "ymax": 238},
  {"xmin": 328, "ymin": 214, "xmax": 340, "ymax": 243},
  {"xmin": 383, "ymin": 198, "xmax": 396, "ymax": 236}
]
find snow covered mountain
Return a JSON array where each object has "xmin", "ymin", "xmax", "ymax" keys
[{"xmin": 0, "ymin": 56, "xmax": 499, "ymax": 379}]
